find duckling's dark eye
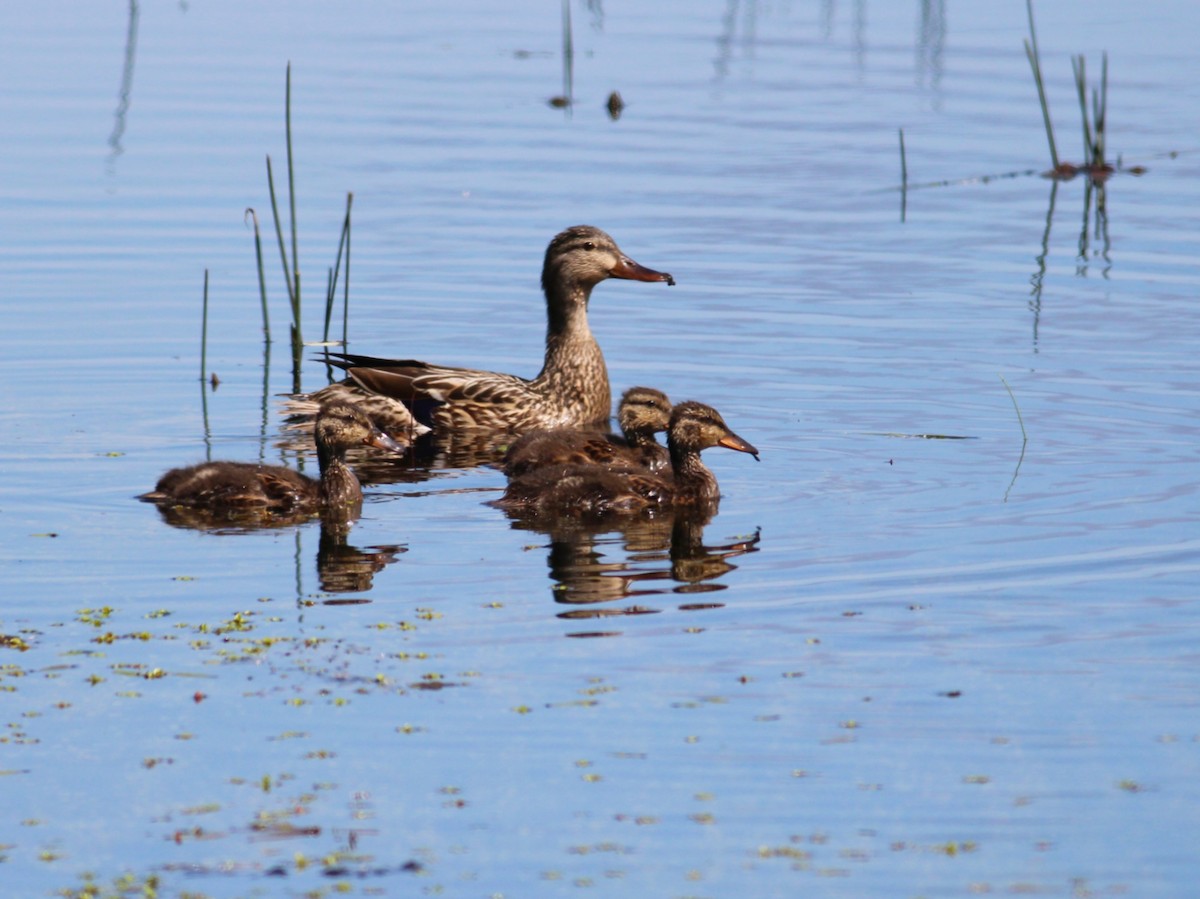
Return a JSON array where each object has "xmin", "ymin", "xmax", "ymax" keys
[{"xmin": 583, "ymin": 241, "xmax": 595, "ymax": 251}]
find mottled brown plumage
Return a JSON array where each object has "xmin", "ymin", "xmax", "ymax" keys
[
  {"xmin": 284, "ymin": 226, "xmax": 674, "ymax": 437},
  {"xmin": 141, "ymin": 403, "xmax": 405, "ymax": 521},
  {"xmin": 501, "ymin": 386, "xmax": 673, "ymax": 478},
  {"xmin": 491, "ymin": 401, "xmax": 758, "ymax": 518}
]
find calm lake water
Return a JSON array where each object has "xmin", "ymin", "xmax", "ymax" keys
[{"xmin": 3, "ymin": 1, "xmax": 1199, "ymax": 896}]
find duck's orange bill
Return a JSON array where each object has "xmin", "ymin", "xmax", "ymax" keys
[
  {"xmin": 719, "ymin": 433, "xmax": 760, "ymax": 460},
  {"xmin": 611, "ymin": 255, "xmax": 676, "ymax": 286}
]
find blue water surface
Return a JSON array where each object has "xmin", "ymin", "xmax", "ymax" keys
[{"xmin": 1, "ymin": 1, "xmax": 1198, "ymax": 896}]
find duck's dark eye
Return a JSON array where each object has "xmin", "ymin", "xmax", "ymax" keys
[{"xmin": 583, "ymin": 241, "xmax": 595, "ymax": 251}]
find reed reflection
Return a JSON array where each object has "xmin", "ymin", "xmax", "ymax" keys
[
  {"xmin": 1029, "ymin": 177, "xmax": 1111, "ymax": 350},
  {"xmin": 917, "ymin": 0, "xmax": 947, "ymax": 100},
  {"xmin": 107, "ymin": 0, "xmax": 140, "ymax": 173}
]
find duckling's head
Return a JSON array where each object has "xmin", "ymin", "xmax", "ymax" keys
[
  {"xmin": 314, "ymin": 402, "xmax": 407, "ymax": 465},
  {"xmin": 542, "ymin": 225, "xmax": 675, "ymax": 297},
  {"xmin": 667, "ymin": 401, "xmax": 759, "ymax": 459},
  {"xmin": 618, "ymin": 386, "xmax": 673, "ymax": 439}
]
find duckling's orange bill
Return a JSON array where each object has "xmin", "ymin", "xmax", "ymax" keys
[
  {"xmin": 611, "ymin": 255, "xmax": 676, "ymax": 286},
  {"xmin": 719, "ymin": 433, "xmax": 759, "ymax": 460}
]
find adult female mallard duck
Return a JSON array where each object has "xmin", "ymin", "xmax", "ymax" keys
[
  {"xmin": 491, "ymin": 401, "xmax": 758, "ymax": 518},
  {"xmin": 141, "ymin": 402, "xmax": 405, "ymax": 521},
  {"xmin": 501, "ymin": 385, "xmax": 673, "ymax": 478},
  {"xmin": 285, "ymin": 226, "xmax": 674, "ymax": 437}
]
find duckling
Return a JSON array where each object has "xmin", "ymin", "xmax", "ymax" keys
[
  {"xmin": 141, "ymin": 403, "xmax": 405, "ymax": 519},
  {"xmin": 501, "ymin": 386, "xmax": 673, "ymax": 478},
  {"xmin": 491, "ymin": 401, "xmax": 758, "ymax": 518},
  {"xmin": 284, "ymin": 226, "xmax": 675, "ymax": 436}
]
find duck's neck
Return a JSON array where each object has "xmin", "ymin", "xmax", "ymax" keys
[
  {"xmin": 534, "ymin": 282, "xmax": 610, "ymax": 423},
  {"xmin": 317, "ymin": 446, "xmax": 363, "ymax": 508},
  {"xmin": 669, "ymin": 446, "xmax": 720, "ymax": 503}
]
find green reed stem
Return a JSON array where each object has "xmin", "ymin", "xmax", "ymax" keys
[
  {"xmin": 1000, "ymin": 375, "xmax": 1028, "ymax": 503},
  {"xmin": 1000, "ymin": 375, "xmax": 1027, "ymax": 443},
  {"xmin": 199, "ymin": 268, "xmax": 209, "ymax": 382},
  {"xmin": 342, "ymin": 193, "xmax": 352, "ymax": 347},
  {"xmin": 323, "ymin": 192, "xmax": 354, "ymax": 345},
  {"xmin": 246, "ymin": 208, "xmax": 271, "ymax": 342},
  {"xmin": 1024, "ymin": 0, "xmax": 1059, "ymax": 169},
  {"xmin": 266, "ymin": 154, "xmax": 294, "ymax": 310},
  {"xmin": 1072, "ymin": 55, "xmax": 1093, "ymax": 164},
  {"xmin": 323, "ymin": 267, "xmax": 335, "ymax": 343},
  {"xmin": 258, "ymin": 337, "xmax": 272, "ymax": 460},
  {"xmin": 285, "ymin": 62, "xmax": 299, "ymax": 319}
]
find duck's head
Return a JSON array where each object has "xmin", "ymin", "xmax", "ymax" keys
[
  {"xmin": 315, "ymin": 402, "xmax": 408, "ymax": 459},
  {"xmin": 542, "ymin": 225, "xmax": 675, "ymax": 296},
  {"xmin": 667, "ymin": 401, "xmax": 759, "ymax": 460},
  {"xmin": 618, "ymin": 386, "xmax": 673, "ymax": 438}
]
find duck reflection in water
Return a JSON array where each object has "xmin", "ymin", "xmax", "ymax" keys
[
  {"xmin": 505, "ymin": 510, "xmax": 761, "ymax": 621},
  {"xmin": 316, "ymin": 524, "xmax": 407, "ymax": 595}
]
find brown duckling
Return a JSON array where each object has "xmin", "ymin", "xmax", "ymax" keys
[
  {"xmin": 141, "ymin": 402, "xmax": 405, "ymax": 519},
  {"xmin": 284, "ymin": 226, "xmax": 675, "ymax": 436},
  {"xmin": 501, "ymin": 385, "xmax": 673, "ymax": 478},
  {"xmin": 491, "ymin": 401, "xmax": 758, "ymax": 517}
]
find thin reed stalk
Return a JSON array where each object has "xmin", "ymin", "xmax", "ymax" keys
[
  {"xmin": 898, "ymin": 128, "xmax": 908, "ymax": 222},
  {"xmin": 322, "ymin": 192, "xmax": 354, "ymax": 345},
  {"xmin": 199, "ymin": 268, "xmax": 209, "ymax": 382},
  {"xmin": 258, "ymin": 338, "xmax": 272, "ymax": 460},
  {"xmin": 1071, "ymin": 51, "xmax": 1110, "ymax": 168},
  {"xmin": 265, "ymin": 155, "xmax": 296, "ymax": 317},
  {"xmin": 245, "ymin": 208, "xmax": 271, "ymax": 342},
  {"xmin": 285, "ymin": 62, "xmax": 299, "ymax": 310},
  {"xmin": 341, "ymin": 195, "xmax": 352, "ymax": 347},
  {"xmin": 1071, "ymin": 55, "xmax": 1092, "ymax": 163},
  {"xmin": 1000, "ymin": 375, "xmax": 1028, "ymax": 502},
  {"xmin": 324, "ymin": 268, "xmax": 335, "ymax": 344},
  {"xmin": 1024, "ymin": 0, "xmax": 1059, "ymax": 169},
  {"xmin": 1000, "ymin": 375, "xmax": 1028, "ymax": 443}
]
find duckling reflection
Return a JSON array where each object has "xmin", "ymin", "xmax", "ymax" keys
[
  {"xmin": 316, "ymin": 524, "xmax": 407, "ymax": 595},
  {"xmin": 504, "ymin": 508, "xmax": 761, "ymax": 619}
]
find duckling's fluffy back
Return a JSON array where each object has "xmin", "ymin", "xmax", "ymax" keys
[{"xmin": 142, "ymin": 461, "xmax": 316, "ymax": 511}]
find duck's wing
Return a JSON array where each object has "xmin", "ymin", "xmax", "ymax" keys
[
  {"xmin": 327, "ymin": 351, "xmax": 532, "ymax": 404},
  {"xmin": 338, "ymin": 363, "xmax": 535, "ymax": 433},
  {"xmin": 254, "ymin": 468, "xmax": 318, "ymax": 511}
]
